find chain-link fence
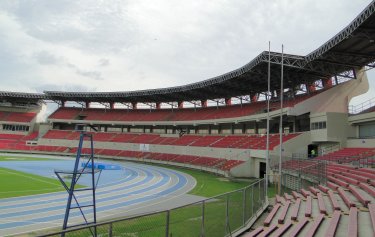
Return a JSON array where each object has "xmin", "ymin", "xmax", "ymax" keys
[
  {"xmin": 38, "ymin": 179, "xmax": 267, "ymax": 237},
  {"xmin": 270, "ymin": 154, "xmax": 327, "ymax": 192}
]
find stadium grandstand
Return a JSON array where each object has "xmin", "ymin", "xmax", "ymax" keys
[{"xmin": 0, "ymin": 1, "xmax": 375, "ymax": 236}]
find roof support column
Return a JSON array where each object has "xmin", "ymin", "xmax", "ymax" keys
[
  {"xmin": 178, "ymin": 101, "xmax": 184, "ymax": 109},
  {"xmin": 225, "ymin": 98, "xmax": 231, "ymax": 106},
  {"xmin": 308, "ymin": 82, "xmax": 316, "ymax": 93},
  {"xmin": 251, "ymin": 94, "xmax": 258, "ymax": 102},
  {"xmin": 201, "ymin": 100, "xmax": 207, "ymax": 108},
  {"xmin": 156, "ymin": 102, "xmax": 161, "ymax": 109},
  {"xmin": 322, "ymin": 77, "xmax": 333, "ymax": 89},
  {"xmin": 85, "ymin": 101, "xmax": 90, "ymax": 108},
  {"xmin": 61, "ymin": 100, "xmax": 66, "ymax": 107},
  {"xmin": 132, "ymin": 102, "xmax": 137, "ymax": 109},
  {"xmin": 109, "ymin": 102, "xmax": 115, "ymax": 109}
]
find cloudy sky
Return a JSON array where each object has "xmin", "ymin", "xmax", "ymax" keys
[{"xmin": 0, "ymin": 0, "xmax": 374, "ymax": 106}]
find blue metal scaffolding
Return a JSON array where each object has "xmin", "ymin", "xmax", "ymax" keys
[{"xmin": 55, "ymin": 132, "xmax": 101, "ymax": 236}]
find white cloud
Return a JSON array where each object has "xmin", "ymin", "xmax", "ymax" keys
[{"xmin": 0, "ymin": 0, "xmax": 373, "ymax": 100}]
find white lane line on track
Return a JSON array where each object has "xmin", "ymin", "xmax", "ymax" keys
[
  {"xmin": 0, "ymin": 168, "xmax": 141, "ymax": 207},
  {"xmin": 0, "ymin": 168, "xmax": 152, "ymax": 213},
  {"xmin": 2, "ymin": 170, "xmax": 197, "ymax": 237},
  {"xmin": 0, "ymin": 162, "xmax": 197, "ymax": 236},
  {"xmin": 0, "ymin": 166, "xmax": 168, "ymax": 216}
]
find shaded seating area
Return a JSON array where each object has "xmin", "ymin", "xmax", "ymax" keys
[{"xmin": 48, "ymin": 92, "xmax": 320, "ymax": 123}]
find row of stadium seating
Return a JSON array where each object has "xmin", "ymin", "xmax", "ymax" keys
[
  {"xmin": 0, "ymin": 111, "xmax": 36, "ymax": 123},
  {"xmin": 244, "ymin": 163, "xmax": 375, "ymax": 236},
  {"xmin": 315, "ymin": 147, "xmax": 375, "ymax": 164},
  {"xmin": 0, "ymin": 141, "xmax": 244, "ymax": 171},
  {"xmin": 42, "ymin": 130, "xmax": 300, "ymax": 150},
  {"xmin": 0, "ymin": 132, "xmax": 38, "ymax": 142},
  {"xmin": 48, "ymin": 92, "xmax": 319, "ymax": 122}
]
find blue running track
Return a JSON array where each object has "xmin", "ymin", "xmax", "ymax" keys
[{"xmin": 0, "ymin": 158, "xmax": 196, "ymax": 236}]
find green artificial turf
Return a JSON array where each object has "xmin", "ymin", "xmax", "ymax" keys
[{"xmin": 0, "ymin": 167, "xmax": 83, "ymax": 199}]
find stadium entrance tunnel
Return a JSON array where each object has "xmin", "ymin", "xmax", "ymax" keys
[
  {"xmin": 308, "ymin": 144, "xmax": 318, "ymax": 158},
  {"xmin": 259, "ymin": 162, "xmax": 266, "ymax": 178}
]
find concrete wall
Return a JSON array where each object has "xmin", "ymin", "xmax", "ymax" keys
[
  {"xmin": 309, "ymin": 112, "xmax": 349, "ymax": 146},
  {"xmin": 290, "ymin": 68, "xmax": 369, "ymax": 116},
  {"xmin": 347, "ymin": 138, "xmax": 375, "ymax": 148}
]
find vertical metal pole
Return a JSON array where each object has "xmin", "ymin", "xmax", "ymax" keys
[
  {"xmin": 242, "ymin": 189, "xmax": 246, "ymax": 226},
  {"xmin": 61, "ymin": 133, "xmax": 84, "ymax": 236},
  {"xmin": 251, "ymin": 185, "xmax": 254, "ymax": 216},
  {"xmin": 165, "ymin": 210, "xmax": 170, "ymax": 237},
  {"xmin": 226, "ymin": 195, "xmax": 230, "ymax": 236},
  {"xmin": 90, "ymin": 134, "xmax": 97, "ymax": 236},
  {"xmin": 201, "ymin": 201, "xmax": 205, "ymax": 237},
  {"xmin": 266, "ymin": 41, "xmax": 271, "ymax": 199},
  {"xmin": 258, "ymin": 181, "xmax": 261, "ymax": 203},
  {"xmin": 278, "ymin": 44, "xmax": 284, "ymax": 195},
  {"xmin": 108, "ymin": 223, "xmax": 113, "ymax": 237}
]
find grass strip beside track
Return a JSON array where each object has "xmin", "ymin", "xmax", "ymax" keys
[
  {"xmin": 150, "ymin": 164, "xmax": 256, "ymax": 197},
  {"xmin": 0, "ymin": 155, "xmax": 54, "ymax": 161},
  {"xmin": 0, "ymin": 167, "xmax": 83, "ymax": 199}
]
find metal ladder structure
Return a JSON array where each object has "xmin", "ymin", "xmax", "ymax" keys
[{"xmin": 55, "ymin": 132, "xmax": 101, "ymax": 236}]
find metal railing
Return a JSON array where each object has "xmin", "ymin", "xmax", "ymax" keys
[
  {"xmin": 349, "ymin": 97, "xmax": 375, "ymax": 114},
  {"xmin": 38, "ymin": 179, "xmax": 267, "ymax": 237},
  {"xmin": 270, "ymin": 154, "xmax": 327, "ymax": 192}
]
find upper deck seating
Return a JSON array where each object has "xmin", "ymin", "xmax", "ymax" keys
[
  {"xmin": 41, "ymin": 131, "xmax": 300, "ymax": 151},
  {"xmin": 0, "ymin": 111, "xmax": 37, "ymax": 123},
  {"xmin": 48, "ymin": 92, "xmax": 319, "ymax": 122},
  {"xmin": 5, "ymin": 112, "xmax": 37, "ymax": 123}
]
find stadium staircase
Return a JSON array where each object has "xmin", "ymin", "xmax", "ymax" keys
[{"xmin": 242, "ymin": 163, "xmax": 375, "ymax": 237}]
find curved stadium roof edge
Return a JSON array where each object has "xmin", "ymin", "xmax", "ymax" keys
[{"xmin": 2, "ymin": 1, "xmax": 375, "ymax": 104}]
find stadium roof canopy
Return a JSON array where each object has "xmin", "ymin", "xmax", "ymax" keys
[
  {"xmin": 0, "ymin": 91, "xmax": 45, "ymax": 103},
  {"xmin": 6, "ymin": 2, "xmax": 375, "ymax": 104}
]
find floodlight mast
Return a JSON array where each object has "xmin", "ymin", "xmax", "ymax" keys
[
  {"xmin": 278, "ymin": 45, "xmax": 284, "ymax": 195},
  {"xmin": 265, "ymin": 41, "xmax": 271, "ymax": 198}
]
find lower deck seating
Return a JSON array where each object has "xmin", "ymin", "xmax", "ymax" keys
[
  {"xmin": 244, "ymin": 163, "xmax": 375, "ymax": 237},
  {"xmin": 40, "ymin": 130, "xmax": 301, "ymax": 150},
  {"xmin": 316, "ymin": 147, "xmax": 375, "ymax": 164}
]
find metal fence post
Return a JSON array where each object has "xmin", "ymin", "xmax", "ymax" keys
[
  {"xmin": 108, "ymin": 223, "xmax": 112, "ymax": 237},
  {"xmin": 165, "ymin": 210, "xmax": 170, "ymax": 237},
  {"xmin": 258, "ymin": 181, "xmax": 261, "ymax": 203},
  {"xmin": 242, "ymin": 189, "xmax": 246, "ymax": 226},
  {"xmin": 251, "ymin": 185, "xmax": 254, "ymax": 216},
  {"xmin": 226, "ymin": 194, "xmax": 230, "ymax": 236},
  {"xmin": 201, "ymin": 201, "xmax": 205, "ymax": 237}
]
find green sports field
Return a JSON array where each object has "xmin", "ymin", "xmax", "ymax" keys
[{"xmin": 0, "ymin": 167, "xmax": 70, "ymax": 199}]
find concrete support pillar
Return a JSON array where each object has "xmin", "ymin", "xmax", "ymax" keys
[
  {"xmin": 201, "ymin": 100, "xmax": 207, "ymax": 108},
  {"xmin": 109, "ymin": 102, "xmax": 115, "ymax": 109},
  {"xmin": 132, "ymin": 102, "xmax": 137, "ymax": 109},
  {"xmin": 251, "ymin": 94, "xmax": 258, "ymax": 102},
  {"xmin": 225, "ymin": 98, "xmax": 231, "ymax": 106},
  {"xmin": 254, "ymin": 122, "xmax": 259, "ymax": 134},
  {"xmin": 322, "ymin": 77, "xmax": 333, "ymax": 89},
  {"xmin": 156, "ymin": 102, "xmax": 161, "ymax": 109},
  {"xmin": 178, "ymin": 101, "xmax": 184, "ymax": 109}
]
